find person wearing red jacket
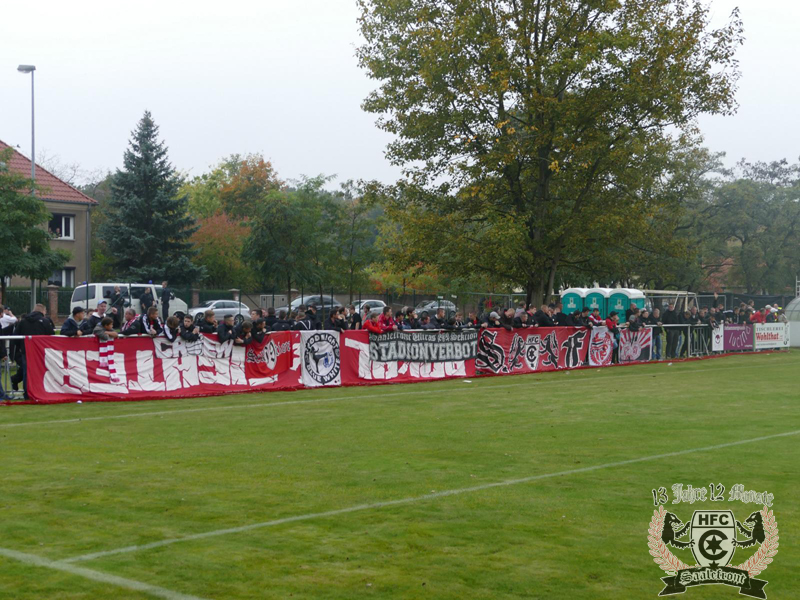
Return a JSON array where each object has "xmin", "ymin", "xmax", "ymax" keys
[
  {"xmin": 364, "ymin": 312, "xmax": 384, "ymax": 334},
  {"xmin": 605, "ymin": 311, "xmax": 622, "ymax": 363},
  {"xmin": 750, "ymin": 308, "xmax": 767, "ymax": 324},
  {"xmin": 377, "ymin": 306, "xmax": 398, "ymax": 332}
]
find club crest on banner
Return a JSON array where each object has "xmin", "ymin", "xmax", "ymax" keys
[
  {"xmin": 589, "ymin": 326, "xmax": 613, "ymax": 366},
  {"xmin": 301, "ymin": 331, "xmax": 341, "ymax": 387}
]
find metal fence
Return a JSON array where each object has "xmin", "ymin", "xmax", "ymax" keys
[{"xmin": 3, "ymin": 284, "xmax": 792, "ymax": 326}]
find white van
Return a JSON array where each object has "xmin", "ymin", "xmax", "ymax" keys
[{"xmin": 70, "ymin": 283, "xmax": 188, "ymax": 318}]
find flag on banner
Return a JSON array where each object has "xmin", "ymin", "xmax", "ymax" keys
[
  {"xmin": 712, "ymin": 324, "xmax": 724, "ymax": 352},
  {"xmin": 619, "ymin": 328, "xmax": 653, "ymax": 363},
  {"xmin": 299, "ymin": 330, "xmax": 342, "ymax": 387},
  {"xmin": 589, "ymin": 326, "xmax": 614, "ymax": 367},
  {"xmin": 244, "ymin": 331, "xmax": 294, "ymax": 380}
]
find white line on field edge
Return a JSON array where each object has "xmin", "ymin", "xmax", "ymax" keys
[
  {"xmin": 0, "ymin": 546, "xmax": 208, "ymax": 600},
  {"xmin": 0, "ymin": 358, "xmax": 790, "ymax": 429},
  {"xmin": 62, "ymin": 428, "xmax": 800, "ymax": 564}
]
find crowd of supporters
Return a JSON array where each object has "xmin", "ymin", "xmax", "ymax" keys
[{"xmin": 0, "ymin": 296, "xmax": 788, "ymax": 401}]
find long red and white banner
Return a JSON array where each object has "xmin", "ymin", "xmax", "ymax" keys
[{"xmin": 20, "ymin": 325, "xmax": 665, "ymax": 404}]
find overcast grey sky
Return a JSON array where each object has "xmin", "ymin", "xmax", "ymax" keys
[{"xmin": 1, "ymin": 1, "xmax": 798, "ymax": 187}]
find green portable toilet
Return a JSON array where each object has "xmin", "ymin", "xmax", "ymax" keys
[
  {"xmin": 560, "ymin": 288, "xmax": 587, "ymax": 314},
  {"xmin": 608, "ymin": 289, "xmax": 631, "ymax": 322},
  {"xmin": 585, "ymin": 287, "xmax": 611, "ymax": 318}
]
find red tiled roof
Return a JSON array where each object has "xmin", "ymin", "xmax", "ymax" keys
[{"xmin": 0, "ymin": 139, "xmax": 97, "ymax": 205}]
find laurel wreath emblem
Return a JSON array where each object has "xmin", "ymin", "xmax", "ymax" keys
[{"xmin": 648, "ymin": 505, "xmax": 779, "ymax": 577}]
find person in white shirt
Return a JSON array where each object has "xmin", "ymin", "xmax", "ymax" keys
[{"xmin": 0, "ymin": 305, "xmax": 18, "ymax": 330}]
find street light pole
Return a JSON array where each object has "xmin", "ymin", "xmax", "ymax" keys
[{"xmin": 18, "ymin": 65, "xmax": 37, "ymax": 311}]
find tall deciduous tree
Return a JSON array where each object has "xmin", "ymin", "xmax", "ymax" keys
[
  {"xmin": 711, "ymin": 160, "xmax": 800, "ymax": 294},
  {"xmin": 219, "ymin": 155, "xmax": 283, "ymax": 219},
  {"xmin": 0, "ymin": 148, "xmax": 69, "ymax": 302},
  {"xmin": 357, "ymin": 0, "xmax": 743, "ymax": 304},
  {"xmin": 243, "ymin": 176, "xmax": 339, "ymax": 299},
  {"xmin": 334, "ymin": 181, "xmax": 380, "ymax": 298},
  {"xmin": 100, "ymin": 111, "xmax": 204, "ymax": 284}
]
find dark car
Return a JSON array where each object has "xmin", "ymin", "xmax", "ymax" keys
[{"xmin": 276, "ymin": 295, "xmax": 343, "ymax": 316}]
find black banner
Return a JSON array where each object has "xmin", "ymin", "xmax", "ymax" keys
[
  {"xmin": 368, "ymin": 330, "xmax": 479, "ymax": 363},
  {"xmin": 660, "ymin": 567, "xmax": 768, "ymax": 598}
]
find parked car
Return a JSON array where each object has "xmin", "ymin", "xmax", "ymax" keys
[
  {"xmin": 70, "ymin": 283, "xmax": 188, "ymax": 318},
  {"xmin": 189, "ymin": 300, "xmax": 251, "ymax": 326},
  {"xmin": 415, "ymin": 299, "xmax": 458, "ymax": 319},
  {"xmin": 353, "ymin": 299, "xmax": 386, "ymax": 316},
  {"xmin": 275, "ymin": 295, "xmax": 342, "ymax": 316}
]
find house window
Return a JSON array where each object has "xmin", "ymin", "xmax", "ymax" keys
[
  {"xmin": 49, "ymin": 214, "xmax": 75, "ymax": 240},
  {"xmin": 48, "ymin": 268, "xmax": 75, "ymax": 288}
]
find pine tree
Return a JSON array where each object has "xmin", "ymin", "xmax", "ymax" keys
[{"xmin": 100, "ymin": 111, "xmax": 204, "ymax": 284}]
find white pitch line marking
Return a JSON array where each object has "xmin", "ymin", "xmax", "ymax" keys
[
  {"xmin": 62, "ymin": 428, "xmax": 800, "ymax": 564},
  {"xmin": 0, "ymin": 359, "xmax": 790, "ymax": 429},
  {"xmin": 0, "ymin": 546, "xmax": 208, "ymax": 600}
]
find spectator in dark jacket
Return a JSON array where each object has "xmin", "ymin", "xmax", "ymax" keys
[
  {"xmin": 644, "ymin": 308, "xmax": 663, "ymax": 360},
  {"xmin": 292, "ymin": 311, "xmax": 316, "ymax": 331},
  {"xmin": 13, "ymin": 304, "xmax": 55, "ymax": 399},
  {"xmin": 251, "ymin": 319, "xmax": 267, "ymax": 343},
  {"xmin": 428, "ymin": 307, "xmax": 445, "ymax": 328},
  {"xmin": 420, "ymin": 315, "xmax": 438, "ymax": 330},
  {"xmin": 271, "ymin": 310, "xmax": 291, "ymax": 331},
  {"xmin": 197, "ymin": 310, "xmax": 218, "ymax": 334},
  {"xmin": 217, "ymin": 315, "xmax": 238, "ymax": 343},
  {"xmin": 346, "ymin": 305, "xmax": 362, "ymax": 330},
  {"xmin": 139, "ymin": 307, "xmax": 164, "ymax": 338},
  {"xmin": 263, "ymin": 307, "xmax": 278, "ymax": 330},
  {"xmin": 108, "ymin": 285, "xmax": 125, "ymax": 328},
  {"xmin": 575, "ymin": 308, "xmax": 592, "ymax": 327},
  {"xmin": 61, "ymin": 307, "xmax": 86, "ymax": 337},
  {"xmin": 662, "ymin": 302, "xmax": 679, "ymax": 359},
  {"xmin": 535, "ymin": 305, "xmax": 555, "ymax": 327},
  {"xmin": 139, "ymin": 288, "xmax": 155, "ymax": 314},
  {"xmin": 500, "ymin": 307, "xmax": 514, "ymax": 331},
  {"xmin": 180, "ymin": 314, "xmax": 201, "ymax": 342},
  {"xmin": 80, "ymin": 301, "xmax": 108, "ymax": 335},
  {"xmin": 553, "ymin": 303, "xmax": 569, "ymax": 326},
  {"xmin": 160, "ymin": 281, "xmax": 172, "ymax": 321},
  {"xmin": 120, "ymin": 308, "xmax": 141, "ymax": 336},
  {"xmin": 513, "ymin": 311, "xmax": 531, "ymax": 329},
  {"xmin": 324, "ymin": 308, "xmax": 347, "ymax": 332},
  {"xmin": 305, "ymin": 305, "xmax": 322, "ymax": 330},
  {"xmin": 234, "ymin": 320, "xmax": 253, "ymax": 346},
  {"xmin": 485, "ymin": 311, "xmax": 502, "ymax": 328}
]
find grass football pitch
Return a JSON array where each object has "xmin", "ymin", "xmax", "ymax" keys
[{"xmin": 1, "ymin": 351, "xmax": 798, "ymax": 599}]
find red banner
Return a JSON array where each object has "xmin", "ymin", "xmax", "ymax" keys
[
  {"xmin": 24, "ymin": 327, "xmax": 592, "ymax": 404},
  {"xmin": 25, "ymin": 333, "xmax": 304, "ymax": 404},
  {"xmin": 475, "ymin": 327, "xmax": 590, "ymax": 375},
  {"xmin": 245, "ymin": 331, "xmax": 294, "ymax": 380}
]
